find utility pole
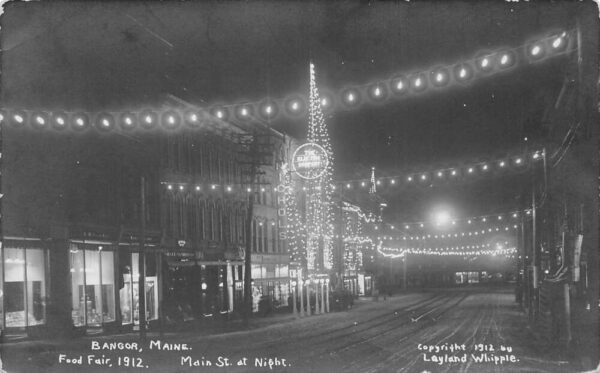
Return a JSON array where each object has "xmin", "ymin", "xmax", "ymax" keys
[
  {"xmin": 243, "ymin": 174, "xmax": 255, "ymax": 326},
  {"xmin": 138, "ymin": 176, "xmax": 147, "ymax": 341},
  {"xmin": 242, "ymin": 134, "xmax": 258, "ymax": 327},
  {"xmin": 240, "ymin": 131, "xmax": 275, "ymax": 326},
  {"xmin": 337, "ymin": 186, "xmax": 344, "ymax": 291}
]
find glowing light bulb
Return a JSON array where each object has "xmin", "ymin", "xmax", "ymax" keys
[
  {"xmin": 396, "ymin": 81, "xmax": 404, "ymax": 90},
  {"xmin": 499, "ymin": 161, "xmax": 505, "ymax": 167},
  {"xmin": 102, "ymin": 119, "xmax": 110, "ymax": 127},
  {"xmin": 265, "ymin": 106, "xmax": 272, "ymax": 114},
  {"xmin": 552, "ymin": 37, "xmax": 563, "ymax": 49},
  {"xmin": 500, "ymin": 54, "xmax": 509, "ymax": 65},
  {"xmin": 437, "ymin": 171, "xmax": 443, "ymax": 177},
  {"xmin": 531, "ymin": 45, "xmax": 541, "ymax": 56},
  {"xmin": 374, "ymin": 87, "xmax": 381, "ymax": 96},
  {"xmin": 125, "ymin": 117, "xmax": 132, "ymax": 125},
  {"xmin": 145, "ymin": 116, "xmax": 152, "ymax": 123},
  {"xmin": 168, "ymin": 116, "xmax": 175, "ymax": 124},
  {"xmin": 421, "ymin": 174, "xmax": 426, "ymax": 180},
  {"xmin": 240, "ymin": 108, "xmax": 248, "ymax": 116},
  {"xmin": 414, "ymin": 78, "xmax": 422, "ymax": 87},
  {"xmin": 515, "ymin": 158, "xmax": 522, "ymax": 164},
  {"xmin": 76, "ymin": 118, "xmax": 84, "ymax": 126},
  {"xmin": 435, "ymin": 73, "xmax": 444, "ymax": 82},
  {"xmin": 14, "ymin": 114, "xmax": 24, "ymax": 123},
  {"xmin": 407, "ymin": 176, "xmax": 413, "ymax": 182},
  {"xmin": 482, "ymin": 164, "xmax": 488, "ymax": 170},
  {"xmin": 167, "ymin": 185, "xmax": 173, "ymax": 190},
  {"xmin": 321, "ymin": 98, "xmax": 328, "ymax": 106},
  {"xmin": 459, "ymin": 68, "xmax": 467, "ymax": 78},
  {"xmin": 36, "ymin": 116, "xmax": 45, "ymax": 125},
  {"xmin": 481, "ymin": 58, "xmax": 489, "ymax": 68},
  {"xmin": 56, "ymin": 117, "xmax": 65, "ymax": 125},
  {"xmin": 468, "ymin": 168, "xmax": 474, "ymax": 173},
  {"xmin": 291, "ymin": 102, "xmax": 299, "ymax": 111},
  {"xmin": 216, "ymin": 110, "xmax": 224, "ymax": 119},
  {"xmin": 179, "ymin": 185, "xmax": 184, "ymax": 191},
  {"xmin": 196, "ymin": 186, "xmax": 201, "ymax": 191},
  {"xmin": 190, "ymin": 113, "xmax": 198, "ymax": 122}
]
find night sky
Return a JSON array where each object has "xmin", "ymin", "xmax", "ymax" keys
[{"xmin": 1, "ymin": 1, "xmax": 595, "ymax": 223}]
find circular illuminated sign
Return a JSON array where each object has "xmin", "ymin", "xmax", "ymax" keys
[{"xmin": 292, "ymin": 142, "xmax": 329, "ymax": 180}]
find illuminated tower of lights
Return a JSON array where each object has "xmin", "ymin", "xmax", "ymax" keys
[
  {"xmin": 305, "ymin": 62, "xmax": 335, "ymax": 272},
  {"xmin": 282, "ymin": 164, "xmax": 306, "ymax": 268}
]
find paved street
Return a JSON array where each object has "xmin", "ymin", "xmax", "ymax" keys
[{"xmin": 1, "ymin": 287, "xmax": 578, "ymax": 373}]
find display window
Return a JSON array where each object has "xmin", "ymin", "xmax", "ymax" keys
[
  {"xmin": 2, "ymin": 246, "xmax": 47, "ymax": 328},
  {"xmin": 70, "ymin": 244, "xmax": 115, "ymax": 327},
  {"xmin": 274, "ymin": 282, "xmax": 289, "ymax": 307},
  {"xmin": 119, "ymin": 252, "xmax": 159, "ymax": 325}
]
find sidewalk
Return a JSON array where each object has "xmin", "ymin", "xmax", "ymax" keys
[{"xmin": 0, "ymin": 298, "xmax": 373, "ymax": 353}]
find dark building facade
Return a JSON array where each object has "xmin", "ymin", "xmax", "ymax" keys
[
  {"xmin": 0, "ymin": 111, "xmax": 293, "ymax": 338},
  {"xmin": 1, "ymin": 122, "xmax": 162, "ymax": 337}
]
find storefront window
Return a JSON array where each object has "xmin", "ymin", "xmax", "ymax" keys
[
  {"xmin": 4, "ymin": 247, "xmax": 47, "ymax": 328},
  {"xmin": 276, "ymin": 264, "xmax": 289, "ymax": 278},
  {"xmin": 85, "ymin": 250, "xmax": 102, "ymax": 326},
  {"xmin": 468, "ymin": 271, "xmax": 479, "ymax": 284},
  {"xmin": 26, "ymin": 249, "xmax": 46, "ymax": 326},
  {"xmin": 251, "ymin": 264, "xmax": 263, "ymax": 279},
  {"xmin": 121, "ymin": 252, "xmax": 159, "ymax": 325},
  {"xmin": 71, "ymin": 248, "xmax": 85, "ymax": 326},
  {"xmin": 119, "ymin": 253, "xmax": 133, "ymax": 325},
  {"xmin": 70, "ymin": 245, "xmax": 116, "ymax": 327},
  {"xmin": 101, "ymin": 251, "xmax": 115, "ymax": 323},
  {"xmin": 5, "ymin": 248, "xmax": 25, "ymax": 327}
]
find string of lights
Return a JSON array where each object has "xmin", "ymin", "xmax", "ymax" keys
[
  {"xmin": 377, "ymin": 224, "xmax": 519, "ymax": 241},
  {"xmin": 377, "ymin": 247, "xmax": 517, "ymax": 258},
  {"xmin": 342, "ymin": 202, "xmax": 381, "ymax": 223},
  {"xmin": 377, "ymin": 241, "xmax": 517, "ymax": 258},
  {"xmin": 374, "ymin": 209, "xmax": 531, "ymax": 231},
  {"xmin": 338, "ymin": 150, "xmax": 544, "ymax": 190},
  {"xmin": 0, "ymin": 31, "xmax": 572, "ymax": 132},
  {"xmin": 161, "ymin": 181, "xmax": 275, "ymax": 194}
]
